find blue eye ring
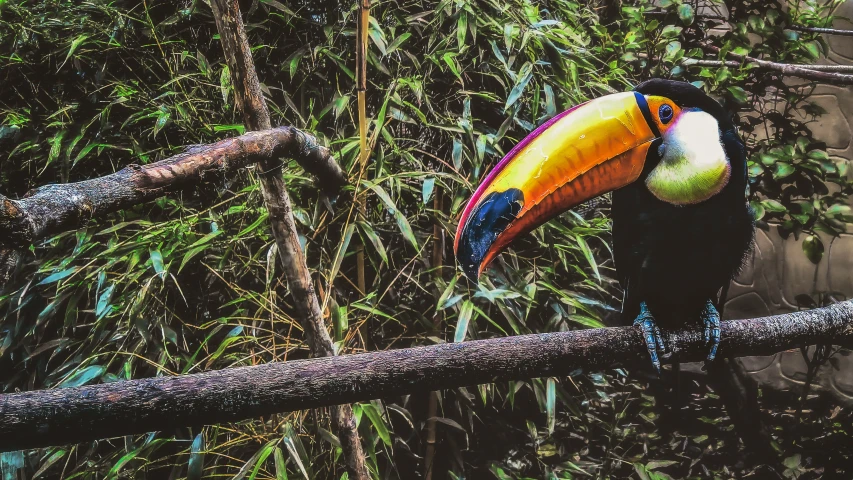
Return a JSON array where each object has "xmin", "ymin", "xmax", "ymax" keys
[{"xmin": 659, "ymin": 104, "xmax": 674, "ymax": 124}]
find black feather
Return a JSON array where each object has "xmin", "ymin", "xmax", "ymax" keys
[{"xmin": 613, "ymin": 80, "xmax": 754, "ymax": 327}]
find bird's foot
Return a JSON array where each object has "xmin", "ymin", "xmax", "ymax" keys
[
  {"xmin": 701, "ymin": 300, "xmax": 721, "ymax": 362},
  {"xmin": 633, "ymin": 301, "xmax": 665, "ymax": 375}
]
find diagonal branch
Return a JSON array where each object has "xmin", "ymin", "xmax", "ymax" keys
[
  {"xmin": 2, "ymin": 301, "xmax": 852, "ymax": 452},
  {"xmin": 0, "ymin": 127, "xmax": 333, "ymax": 249}
]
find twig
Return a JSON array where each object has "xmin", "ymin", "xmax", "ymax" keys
[
  {"xmin": 3, "ymin": 300, "xmax": 853, "ymax": 452},
  {"xmin": 787, "ymin": 25, "xmax": 853, "ymax": 37},
  {"xmin": 209, "ymin": 2, "xmax": 369, "ymax": 479}
]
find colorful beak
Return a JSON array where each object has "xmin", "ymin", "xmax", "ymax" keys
[{"xmin": 454, "ymin": 91, "xmax": 661, "ymax": 280}]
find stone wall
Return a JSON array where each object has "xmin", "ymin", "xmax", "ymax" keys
[{"xmin": 723, "ymin": 1, "xmax": 853, "ymax": 403}]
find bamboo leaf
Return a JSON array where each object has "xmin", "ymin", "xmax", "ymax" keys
[
  {"xmin": 505, "ymin": 62, "xmax": 533, "ymax": 111},
  {"xmin": 59, "ymin": 365, "xmax": 105, "ymax": 388},
  {"xmin": 187, "ymin": 433, "xmax": 205, "ymax": 480},
  {"xmin": 362, "ymin": 180, "xmax": 419, "ymax": 250},
  {"xmin": 454, "ymin": 300, "xmax": 474, "ymax": 342},
  {"xmin": 362, "ymin": 402, "xmax": 392, "ymax": 446}
]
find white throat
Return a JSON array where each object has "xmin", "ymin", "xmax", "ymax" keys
[{"xmin": 645, "ymin": 110, "xmax": 731, "ymax": 205}]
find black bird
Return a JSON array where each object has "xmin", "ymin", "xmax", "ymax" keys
[{"xmin": 454, "ymin": 79, "xmax": 754, "ymax": 373}]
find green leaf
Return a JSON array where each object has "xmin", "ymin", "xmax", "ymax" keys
[
  {"xmin": 362, "ymin": 402, "xmax": 392, "ymax": 446},
  {"xmin": 677, "ymin": 4, "xmax": 694, "ymax": 25},
  {"xmin": 807, "ymin": 149, "xmax": 829, "ymax": 161},
  {"xmin": 386, "ymin": 33, "xmax": 411, "ymax": 54},
  {"xmin": 546, "ymin": 378, "xmax": 556, "ymax": 434},
  {"xmin": 96, "ymin": 284, "xmax": 115, "ymax": 320},
  {"xmin": 59, "ymin": 365, "xmax": 105, "ymax": 388},
  {"xmin": 750, "ymin": 200, "xmax": 765, "ymax": 221},
  {"xmin": 773, "ymin": 162, "xmax": 795, "ymax": 180},
  {"xmin": 505, "ymin": 62, "xmax": 533, "ymax": 112},
  {"xmin": 357, "ymin": 221, "xmax": 388, "ymax": 265},
  {"xmin": 575, "ymin": 236, "xmax": 601, "ymax": 282},
  {"xmin": 783, "ymin": 454, "xmax": 801, "ymax": 469},
  {"xmin": 422, "ymin": 177, "xmax": 435, "ymax": 205},
  {"xmin": 38, "ymin": 268, "xmax": 77, "ymax": 286},
  {"xmin": 32, "ymin": 449, "xmax": 66, "ymax": 479},
  {"xmin": 803, "ymin": 235, "xmax": 824, "ymax": 264},
  {"xmin": 761, "ymin": 199, "xmax": 786, "ymax": 213},
  {"xmin": 748, "ymin": 15, "xmax": 765, "ymax": 31},
  {"xmin": 59, "ymin": 34, "xmax": 88, "ymax": 70},
  {"xmin": 329, "ymin": 223, "xmax": 356, "ymax": 285},
  {"xmin": 153, "ymin": 111, "xmax": 170, "ymax": 137},
  {"xmin": 362, "ymin": 180, "xmax": 419, "ymax": 250},
  {"xmin": 282, "ymin": 425, "xmax": 311, "ymax": 480},
  {"xmin": 802, "ymin": 41, "xmax": 820, "ymax": 60},
  {"xmin": 457, "ymin": 11, "xmax": 468, "ymax": 48},
  {"xmin": 726, "ymin": 86, "xmax": 748, "ymax": 104},
  {"xmin": 273, "ymin": 447, "xmax": 288, "ymax": 480},
  {"xmin": 454, "ymin": 300, "xmax": 474, "ymax": 342},
  {"xmin": 150, "ymin": 248, "xmax": 165, "ymax": 275},
  {"xmin": 826, "ymin": 204, "xmax": 852, "ymax": 218},
  {"xmin": 187, "ymin": 433, "xmax": 205, "ymax": 480},
  {"xmin": 248, "ymin": 442, "xmax": 275, "ymax": 480}
]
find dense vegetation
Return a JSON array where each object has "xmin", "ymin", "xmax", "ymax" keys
[{"xmin": 1, "ymin": 0, "xmax": 852, "ymax": 478}]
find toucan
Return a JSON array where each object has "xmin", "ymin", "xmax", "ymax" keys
[{"xmin": 454, "ymin": 79, "xmax": 755, "ymax": 372}]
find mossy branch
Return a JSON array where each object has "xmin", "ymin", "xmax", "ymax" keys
[{"xmin": 2, "ymin": 301, "xmax": 852, "ymax": 452}]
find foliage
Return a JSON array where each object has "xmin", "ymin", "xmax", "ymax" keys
[{"xmin": 1, "ymin": 0, "xmax": 852, "ymax": 478}]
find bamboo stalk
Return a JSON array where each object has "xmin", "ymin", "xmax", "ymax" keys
[
  {"xmin": 424, "ymin": 190, "xmax": 444, "ymax": 480},
  {"xmin": 354, "ymin": 0, "xmax": 371, "ymax": 295},
  {"xmin": 4, "ymin": 300, "xmax": 853, "ymax": 452},
  {"xmin": 209, "ymin": 2, "xmax": 368, "ymax": 479}
]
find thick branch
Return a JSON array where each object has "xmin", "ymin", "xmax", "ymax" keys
[
  {"xmin": 2, "ymin": 301, "xmax": 852, "ymax": 452},
  {"xmin": 0, "ymin": 127, "xmax": 331, "ymax": 248},
  {"xmin": 209, "ymin": 1, "xmax": 368, "ymax": 478}
]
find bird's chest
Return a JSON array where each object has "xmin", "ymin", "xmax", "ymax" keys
[{"xmin": 612, "ymin": 186, "xmax": 753, "ymax": 309}]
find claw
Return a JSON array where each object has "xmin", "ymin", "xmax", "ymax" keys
[
  {"xmin": 701, "ymin": 300, "xmax": 721, "ymax": 361},
  {"xmin": 634, "ymin": 301, "xmax": 665, "ymax": 374}
]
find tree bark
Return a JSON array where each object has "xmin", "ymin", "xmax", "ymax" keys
[
  {"xmin": 0, "ymin": 128, "xmax": 336, "ymax": 249},
  {"xmin": 2, "ymin": 301, "xmax": 852, "ymax": 452},
  {"xmin": 209, "ymin": 2, "xmax": 368, "ymax": 478}
]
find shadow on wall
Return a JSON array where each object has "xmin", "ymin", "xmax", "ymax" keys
[{"xmin": 726, "ymin": 226, "xmax": 853, "ymax": 404}]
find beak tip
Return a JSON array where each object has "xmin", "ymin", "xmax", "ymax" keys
[{"xmin": 455, "ymin": 188, "xmax": 525, "ymax": 284}]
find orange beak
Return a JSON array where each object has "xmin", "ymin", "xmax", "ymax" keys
[{"xmin": 454, "ymin": 91, "xmax": 664, "ymax": 280}]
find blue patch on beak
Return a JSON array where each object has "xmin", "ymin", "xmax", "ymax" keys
[{"xmin": 456, "ymin": 188, "xmax": 524, "ymax": 280}]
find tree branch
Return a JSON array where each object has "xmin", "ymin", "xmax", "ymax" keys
[
  {"xmin": 2, "ymin": 301, "xmax": 852, "ymax": 452},
  {"xmin": 209, "ymin": 2, "xmax": 368, "ymax": 478},
  {"xmin": 645, "ymin": 11, "xmax": 853, "ymax": 37},
  {"xmin": 703, "ymin": 44, "xmax": 853, "ymax": 85},
  {"xmin": 0, "ymin": 127, "xmax": 333, "ymax": 249}
]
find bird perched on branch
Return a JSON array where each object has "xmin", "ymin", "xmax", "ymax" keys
[{"xmin": 454, "ymin": 79, "xmax": 754, "ymax": 373}]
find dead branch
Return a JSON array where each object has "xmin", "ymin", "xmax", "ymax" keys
[
  {"xmin": 209, "ymin": 1, "xmax": 369, "ymax": 478},
  {"xmin": 2, "ymin": 301, "xmax": 852, "ymax": 452}
]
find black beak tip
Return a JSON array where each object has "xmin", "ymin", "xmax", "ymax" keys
[{"xmin": 455, "ymin": 188, "xmax": 525, "ymax": 284}]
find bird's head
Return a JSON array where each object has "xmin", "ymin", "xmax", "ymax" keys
[{"xmin": 454, "ymin": 79, "xmax": 738, "ymax": 280}]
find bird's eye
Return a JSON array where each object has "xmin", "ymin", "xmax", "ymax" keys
[{"xmin": 659, "ymin": 104, "xmax": 674, "ymax": 124}]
